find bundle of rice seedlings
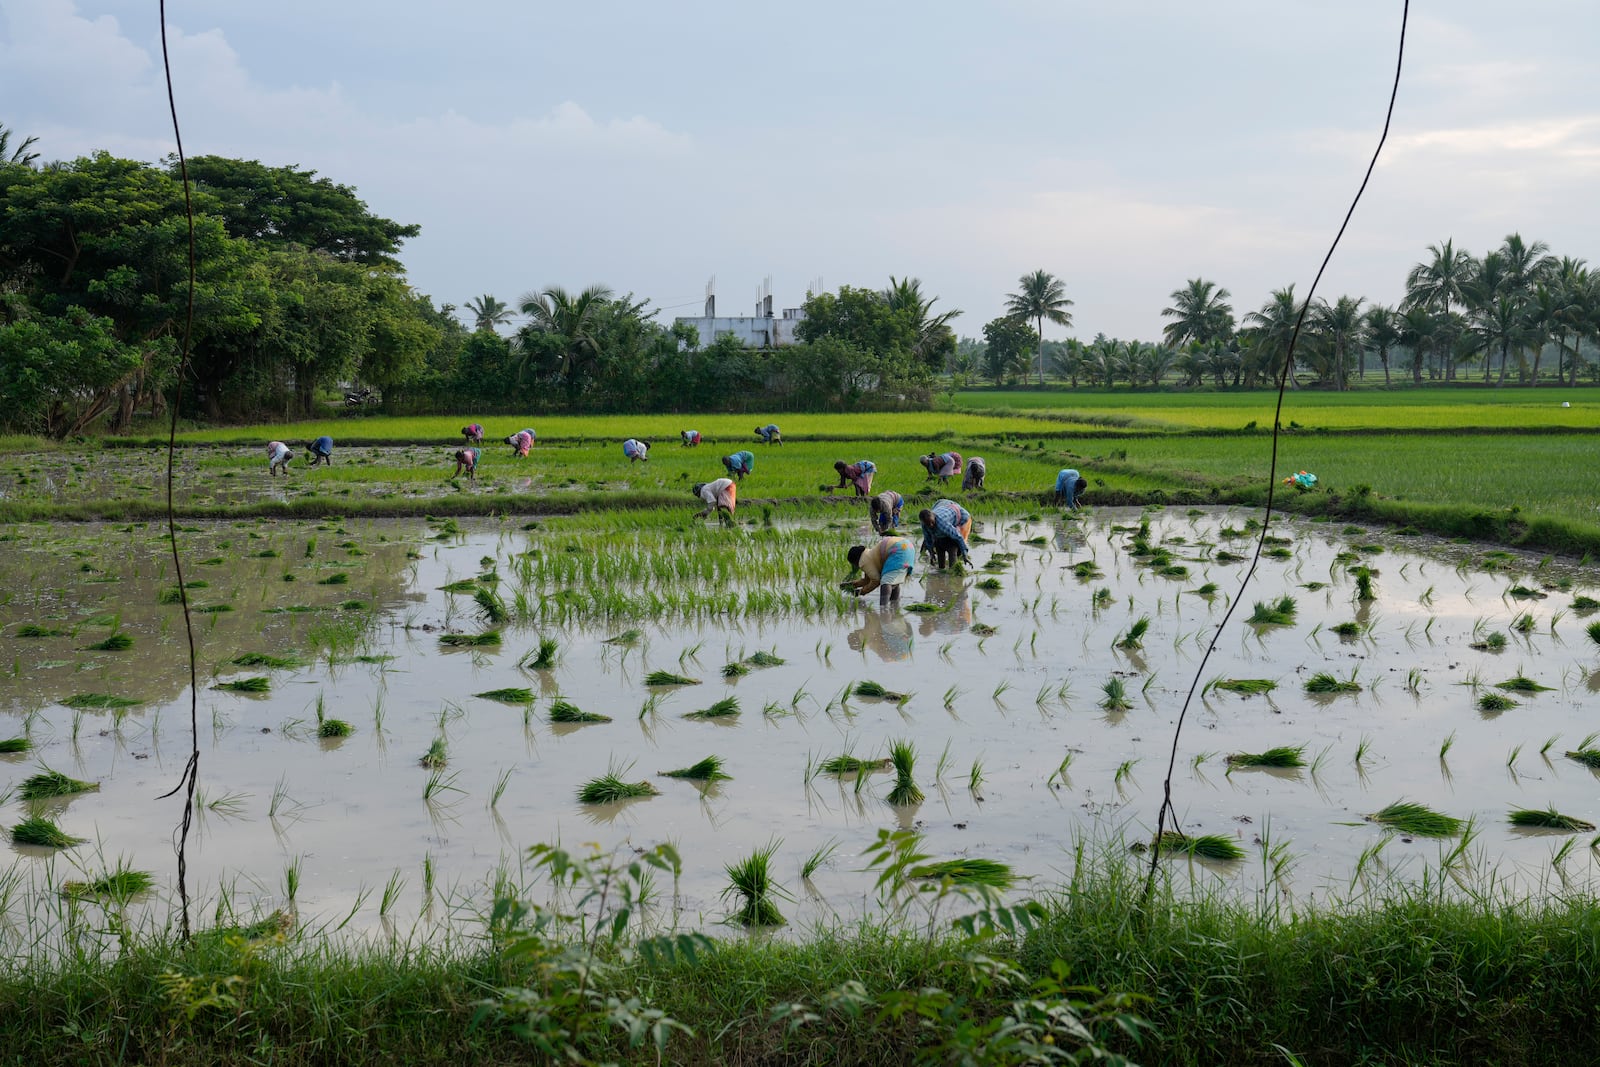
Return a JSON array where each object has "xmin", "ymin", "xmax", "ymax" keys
[
  {"xmin": 1572, "ymin": 595, "xmax": 1600, "ymax": 613},
  {"xmin": 474, "ymin": 687, "xmax": 534, "ymax": 704},
  {"xmin": 1020, "ymin": 536, "xmax": 1048, "ymax": 546},
  {"xmin": 549, "ymin": 701, "xmax": 611, "ymax": 724},
  {"xmin": 419, "ymin": 738, "xmax": 448, "ymax": 769},
  {"xmin": 1305, "ymin": 672, "xmax": 1360, "ymax": 695},
  {"xmin": 1496, "ymin": 675, "xmax": 1553, "ymax": 694},
  {"xmin": 1071, "ymin": 561, "xmax": 1103, "ymax": 579},
  {"xmin": 1508, "ymin": 585, "xmax": 1547, "ymax": 600},
  {"xmin": 983, "ymin": 559, "xmax": 1010, "ymax": 572},
  {"xmin": 576, "ymin": 772, "xmax": 659, "ymax": 804},
  {"xmin": 1331, "ymin": 621, "xmax": 1363, "ymax": 637},
  {"xmin": 1353, "ymin": 566, "xmax": 1376, "ymax": 601},
  {"xmin": 339, "ymin": 600, "xmax": 369, "ymax": 612},
  {"xmin": 15, "ymin": 624, "xmax": 65, "ymax": 637},
  {"xmin": 62, "ymin": 864, "xmax": 154, "ymax": 900},
  {"xmin": 975, "ymin": 578, "xmax": 1003, "ymax": 592},
  {"xmin": 722, "ymin": 841, "xmax": 787, "ymax": 926},
  {"xmin": 853, "ymin": 680, "xmax": 908, "ymax": 702},
  {"xmin": 1226, "ymin": 745, "xmax": 1306, "ymax": 768},
  {"xmin": 1508, "ymin": 807, "xmax": 1595, "ymax": 832},
  {"xmin": 84, "ymin": 633, "xmax": 133, "ymax": 651},
  {"xmin": 19, "ymin": 770, "xmax": 99, "ymax": 801},
  {"xmin": 0, "ymin": 737, "xmax": 28, "ymax": 754},
  {"xmin": 1116, "ymin": 616, "xmax": 1150, "ymax": 650},
  {"xmin": 1563, "ymin": 746, "xmax": 1600, "ymax": 769},
  {"xmin": 969, "ymin": 623, "xmax": 998, "ymax": 636},
  {"xmin": 908, "ymin": 858, "xmax": 1016, "ymax": 888},
  {"xmin": 747, "ymin": 651, "xmax": 785, "ymax": 667},
  {"xmin": 645, "ymin": 670, "xmax": 700, "ymax": 687},
  {"xmin": 684, "ymin": 697, "xmax": 740, "ymax": 720},
  {"xmin": 316, "ymin": 573, "xmax": 350, "ymax": 586},
  {"xmin": 1247, "ymin": 596, "xmax": 1297, "ymax": 625},
  {"xmin": 316, "ymin": 716, "xmax": 353, "ymax": 739},
  {"xmin": 194, "ymin": 604, "xmax": 234, "ymax": 614},
  {"xmin": 1367, "ymin": 801, "xmax": 1462, "ymax": 837},
  {"xmin": 11, "ymin": 816, "xmax": 85, "ymax": 849},
  {"xmin": 1511, "ymin": 612, "xmax": 1537, "ymax": 634},
  {"xmin": 1469, "ymin": 631, "xmax": 1508, "ymax": 651},
  {"xmin": 61, "ymin": 693, "xmax": 140, "ymax": 710},
  {"xmin": 721, "ymin": 661, "xmax": 751, "ymax": 678},
  {"xmin": 230, "ymin": 652, "xmax": 307, "ymax": 669},
  {"xmin": 473, "ymin": 587, "xmax": 509, "ymax": 624},
  {"xmin": 603, "ymin": 629, "xmax": 643, "ymax": 645},
  {"xmin": 519, "ymin": 637, "xmax": 559, "ymax": 670},
  {"xmin": 886, "ymin": 739, "xmax": 924, "ymax": 806},
  {"xmin": 1099, "ymin": 678, "xmax": 1132, "ymax": 712},
  {"xmin": 1156, "ymin": 831, "xmax": 1245, "ymax": 861},
  {"xmin": 1213, "ymin": 551, "xmax": 1247, "ymax": 563},
  {"xmin": 904, "ymin": 602, "xmax": 944, "ymax": 614},
  {"xmin": 437, "ymin": 579, "xmax": 479, "ymax": 593},
  {"xmin": 1214, "ymin": 678, "xmax": 1276, "ymax": 696},
  {"xmin": 214, "ymin": 677, "xmax": 270, "ymax": 693},
  {"xmin": 820, "ymin": 755, "xmax": 891, "ymax": 775},
  {"xmin": 439, "ymin": 631, "xmax": 501, "ymax": 647},
  {"xmin": 1477, "ymin": 692, "xmax": 1519, "ymax": 713},
  {"xmin": 661, "ymin": 755, "xmax": 731, "ymax": 781}
]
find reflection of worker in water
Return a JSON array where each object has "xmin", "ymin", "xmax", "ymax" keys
[
  {"xmin": 916, "ymin": 572, "xmax": 972, "ymax": 635},
  {"xmin": 847, "ymin": 606, "xmax": 914, "ymax": 662}
]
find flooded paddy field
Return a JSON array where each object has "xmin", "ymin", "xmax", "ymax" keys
[{"xmin": 1, "ymin": 506, "xmax": 1598, "ymax": 942}]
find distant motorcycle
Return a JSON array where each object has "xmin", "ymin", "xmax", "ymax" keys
[{"xmin": 344, "ymin": 387, "xmax": 376, "ymax": 409}]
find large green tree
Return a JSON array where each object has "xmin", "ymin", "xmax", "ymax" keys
[{"xmin": 1161, "ymin": 278, "xmax": 1234, "ymax": 347}]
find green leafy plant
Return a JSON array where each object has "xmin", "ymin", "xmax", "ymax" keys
[
  {"xmin": 1367, "ymin": 801, "xmax": 1462, "ymax": 837},
  {"xmin": 723, "ymin": 841, "xmax": 787, "ymax": 926},
  {"xmin": 886, "ymin": 739, "xmax": 923, "ymax": 806},
  {"xmin": 1246, "ymin": 595, "xmax": 1297, "ymax": 625}
]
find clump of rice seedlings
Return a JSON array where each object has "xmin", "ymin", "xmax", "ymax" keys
[
  {"xmin": 1226, "ymin": 745, "xmax": 1306, "ymax": 769},
  {"xmin": 1156, "ymin": 831, "xmax": 1244, "ymax": 861},
  {"xmin": 518, "ymin": 637, "xmax": 559, "ymax": 670},
  {"xmin": 1353, "ymin": 566, "xmax": 1376, "ymax": 601},
  {"xmin": 904, "ymin": 602, "xmax": 943, "ymax": 614},
  {"xmin": 723, "ymin": 841, "xmax": 786, "ymax": 926},
  {"xmin": 853, "ymin": 680, "xmax": 909, "ymax": 702},
  {"xmin": 1071, "ymin": 561, "xmax": 1103, "ymax": 579},
  {"xmin": 748, "ymin": 650, "xmax": 785, "ymax": 667},
  {"xmin": 0, "ymin": 737, "xmax": 30, "ymax": 754},
  {"xmin": 1572, "ymin": 595, "xmax": 1600, "ymax": 612},
  {"xmin": 1115, "ymin": 616, "xmax": 1150, "ymax": 650},
  {"xmin": 661, "ymin": 755, "xmax": 731, "ymax": 781},
  {"xmin": 1470, "ymin": 631, "xmax": 1508, "ymax": 651},
  {"xmin": 603, "ymin": 628, "xmax": 643, "ymax": 645},
  {"xmin": 339, "ymin": 600, "xmax": 369, "ymax": 611},
  {"xmin": 317, "ymin": 718, "xmax": 353, "ymax": 738},
  {"xmin": 214, "ymin": 676, "xmax": 270, "ymax": 693},
  {"xmin": 230, "ymin": 652, "xmax": 307, "ymax": 669},
  {"xmin": 1496, "ymin": 675, "xmax": 1553, "ymax": 693},
  {"xmin": 975, "ymin": 577, "xmax": 1003, "ymax": 592},
  {"xmin": 1092, "ymin": 588, "xmax": 1113, "ymax": 608},
  {"xmin": 11, "ymin": 816, "xmax": 85, "ymax": 848},
  {"xmin": 646, "ymin": 670, "xmax": 701, "ymax": 687},
  {"xmin": 1585, "ymin": 620, "xmax": 1600, "ymax": 647},
  {"xmin": 1214, "ymin": 551, "xmax": 1248, "ymax": 563},
  {"xmin": 1214, "ymin": 678, "xmax": 1276, "ymax": 696},
  {"xmin": 17, "ymin": 624, "xmax": 67, "ymax": 637},
  {"xmin": 316, "ymin": 572, "xmax": 350, "ymax": 586},
  {"xmin": 684, "ymin": 697, "xmax": 740, "ymax": 720},
  {"xmin": 885, "ymin": 739, "xmax": 923, "ymax": 806},
  {"xmin": 1099, "ymin": 677, "xmax": 1131, "ymax": 712},
  {"xmin": 473, "ymin": 587, "xmax": 508, "ymax": 624},
  {"xmin": 1509, "ymin": 807, "xmax": 1595, "ymax": 832},
  {"xmin": 1331, "ymin": 621, "xmax": 1363, "ymax": 637},
  {"xmin": 970, "ymin": 623, "xmax": 998, "ymax": 637},
  {"xmin": 1193, "ymin": 582, "xmax": 1219, "ymax": 597},
  {"xmin": 84, "ymin": 633, "xmax": 133, "ymax": 651},
  {"xmin": 1367, "ymin": 801, "xmax": 1462, "ymax": 837},
  {"xmin": 909, "ymin": 858, "xmax": 1016, "ymax": 888},
  {"xmin": 438, "ymin": 579, "xmax": 479, "ymax": 594},
  {"xmin": 549, "ymin": 701, "xmax": 610, "ymax": 724},
  {"xmin": 19, "ymin": 769, "xmax": 98, "ymax": 800},
  {"xmin": 1477, "ymin": 692, "xmax": 1519, "ymax": 713},
  {"xmin": 1509, "ymin": 584, "xmax": 1547, "ymax": 600},
  {"xmin": 1247, "ymin": 596, "xmax": 1297, "ymax": 625},
  {"xmin": 721, "ymin": 661, "xmax": 751, "ymax": 678},
  {"xmin": 1511, "ymin": 612, "xmax": 1537, "ymax": 634},
  {"xmin": 474, "ymin": 687, "xmax": 534, "ymax": 704},
  {"xmin": 801, "ymin": 839, "xmax": 839, "ymax": 880},
  {"xmin": 419, "ymin": 738, "xmax": 448, "ymax": 768},
  {"xmin": 1305, "ymin": 672, "xmax": 1360, "ymax": 695},
  {"xmin": 439, "ymin": 631, "xmax": 501, "ymax": 647},
  {"xmin": 1564, "ymin": 737, "xmax": 1600, "ymax": 769},
  {"xmin": 62, "ymin": 693, "xmax": 140, "ymax": 709},
  {"xmin": 820, "ymin": 754, "xmax": 891, "ymax": 775},
  {"xmin": 577, "ymin": 769, "xmax": 659, "ymax": 804},
  {"xmin": 62, "ymin": 864, "xmax": 155, "ymax": 900},
  {"xmin": 194, "ymin": 603, "xmax": 234, "ymax": 614}
]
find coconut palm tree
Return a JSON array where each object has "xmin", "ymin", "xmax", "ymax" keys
[
  {"xmin": 1498, "ymin": 233, "xmax": 1556, "ymax": 298},
  {"xmin": 1309, "ymin": 295, "xmax": 1365, "ymax": 390},
  {"xmin": 1160, "ymin": 278, "xmax": 1234, "ymax": 348},
  {"xmin": 517, "ymin": 284, "xmax": 614, "ymax": 400},
  {"xmin": 464, "ymin": 294, "xmax": 513, "ymax": 333},
  {"xmin": 1361, "ymin": 305, "xmax": 1400, "ymax": 386},
  {"xmin": 1004, "ymin": 270, "xmax": 1074, "ymax": 386},
  {"xmin": 1550, "ymin": 258, "xmax": 1589, "ymax": 385},
  {"xmin": 1404, "ymin": 241, "xmax": 1477, "ymax": 378},
  {"xmin": 1243, "ymin": 287, "xmax": 1304, "ymax": 388},
  {"xmin": 881, "ymin": 276, "xmax": 962, "ymax": 369},
  {"xmin": 0, "ymin": 124, "xmax": 39, "ymax": 168}
]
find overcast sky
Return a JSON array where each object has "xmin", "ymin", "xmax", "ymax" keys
[{"xmin": 5, "ymin": 1, "xmax": 1597, "ymax": 342}]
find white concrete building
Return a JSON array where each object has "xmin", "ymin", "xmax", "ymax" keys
[{"xmin": 673, "ymin": 280, "xmax": 807, "ymax": 348}]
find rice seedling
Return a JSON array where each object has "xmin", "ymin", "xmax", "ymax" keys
[
  {"xmin": 1496, "ymin": 674, "xmax": 1553, "ymax": 693},
  {"xmin": 604, "ymin": 628, "xmax": 643, "ymax": 645},
  {"xmin": 968, "ymin": 758, "xmax": 985, "ymax": 792},
  {"xmin": 439, "ymin": 631, "xmax": 500, "ymax": 647},
  {"xmin": 909, "ymin": 858, "xmax": 1017, "ymax": 888},
  {"xmin": 904, "ymin": 602, "xmax": 944, "ymax": 614},
  {"xmin": 1352, "ymin": 566, "xmax": 1375, "ymax": 602},
  {"xmin": 820, "ymin": 754, "xmax": 890, "ymax": 776},
  {"xmin": 316, "ymin": 572, "xmax": 350, "ymax": 586},
  {"xmin": 992, "ymin": 680, "xmax": 1011, "ymax": 704},
  {"xmin": 1564, "ymin": 738, "xmax": 1600, "ymax": 769},
  {"xmin": 1193, "ymin": 582, "xmax": 1219, "ymax": 596},
  {"xmin": 661, "ymin": 755, "xmax": 731, "ymax": 781},
  {"xmin": 1155, "ymin": 831, "xmax": 1245, "ymax": 861},
  {"xmin": 853, "ymin": 680, "xmax": 909, "ymax": 702},
  {"xmin": 1071, "ymin": 561, "xmax": 1103, "ymax": 579},
  {"xmin": 1511, "ymin": 612, "xmax": 1537, "ymax": 634},
  {"xmin": 317, "ymin": 717, "xmax": 353, "ymax": 739},
  {"xmin": 1115, "ymin": 616, "xmax": 1150, "ymax": 650},
  {"xmin": 1509, "ymin": 807, "xmax": 1596, "ymax": 832},
  {"xmin": 800, "ymin": 838, "xmax": 839, "ymax": 880},
  {"xmin": 1573, "ymin": 595, "xmax": 1600, "ymax": 612},
  {"xmin": 1247, "ymin": 596, "xmax": 1297, "ymax": 625},
  {"xmin": 19, "ymin": 769, "xmax": 98, "ymax": 800},
  {"xmin": 419, "ymin": 738, "xmax": 448, "ymax": 769},
  {"xmin": 1092, "ymin": 587, "xmax": 1112, "ymax": 607},
  {"xmin": 969, "ymin": 623, "xmax": 998, "ymax": 637},
  {"xmin": 474, "ymin": 687, "xmax": 534, "ymax": 704},
  {"xmin": 748, "ymin": 650, "xmax": 785, "ymax": 667},
  {"xmin": 684, "ymin": 696, "xmax": 740, "ymax": 720},
  {"xmin": 490, "ymin": 767, "xmax": 513, "ymax": 807},
  {"xmin": 1225, "ymin": 745, "xmax": 1306, "ymax": 769},
  {"xmin": 646, "ymin": 670, "xmax": 701, "ymax": 687},
  {"xmin": 577, "ymin": 768, "xmax": 659, "ymax": 804},
  {"xmin": 438, "ymin": 579, "xmax": 479, "ymax": 594},
  {"xmin": 549, "ymin": 701, "xmax": 610, "ymax": 724},
  {"xmin": 16, "ymin": 624, "xmax": 65, "ymax": 637},
  {"xmin": 886, "ymin": 739, "xmax": 924, "ymax": 806},
  {"xmin": 84, "ymin": 633, "xmax": 133, "ymax": 651},
  {"xmin": 1304, "ymin": 671, "xmax": 1361, "ymax": 695},
  {"xmin": 1099, "ymin": 677, "xmax": 1131, "ymax": 712},
  {"xmin": 1439, "ymin": 731, "xmax": 1456, "ymax": 760},
  {"xmin": 10, "ymin": 816, "xmax": 85, "ymax": 848},
  {"xmin": 722, "ymin": 841, "xmax": 787, "ymax": 926},
  {"xmin": 518, "ymin": 636, "xmax": 559, "ymax": 670},
  {"xmin": 721, "ymin": 661, "xmax": 751, "ymax": 678},
  {"xmin": 62, "ymin": 864, "xmax": 155, "ymax": 900},
  {"xmin": 1367, "ymin": 801, "xmax": 1463, "ymax": 837},
  {"xmin": 1214, "ymin": 678, "xmax": 1276, "ymax": 696},
  {"xmin": 230, "ymin": 652, "xmax": 307, "ymax": 669},
  {"xmin": 1354, "ymin": 735, "xmax": 1375, "ymax": 767},
  {"xmin": 975, "ymin": 578, "xmax": 1003, "ymax": 592},
  {"xmin": 214, "ymin": 676, "xmax": 270, "ymax": 693},
  {"xmin": 1508, "ymin": 584, "xmax": 1547, "ymax": 600},
  {"xmin": 1470, "ymin": 630, "xmax": 1508, "ymax": 651},
  {"xmin": 473, "ymin": 587, "xmax": 508, "ymax": 624},
  {"xmin": 1114, "ymin": 759, "xmax": 1138, "ymax": 789},
  {"xmin": 1477, "ymin": 692, "xmax": 1519, "ymax": 713},
  {"xmin": 1331, "ymin": 621, "xmax": 1363, "ymax": 637}
]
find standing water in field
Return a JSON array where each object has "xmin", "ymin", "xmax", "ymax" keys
[{"xmin": 0, "ymin": 508, "xmax": 1598, "ymax": 942}]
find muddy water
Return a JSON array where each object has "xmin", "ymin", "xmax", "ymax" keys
[{"xmin": 1, "ymin": 508, "xmax": 1598, "ymax": 941}]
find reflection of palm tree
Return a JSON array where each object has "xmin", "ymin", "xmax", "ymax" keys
[
  {"xmin": 1161, "ymin": 278, "xmax": 1234, "ymax": 347},
  {"xmin": 1005, "ymin": 270, "xmax": 1074, "ymax": 386},
  {"xmin": 0, "ymin": 124, "xmax": 39, "ymax": 168},
  {"xmin": 464, "ymin": 294, "xmax": 512, "ymax": 332}
]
